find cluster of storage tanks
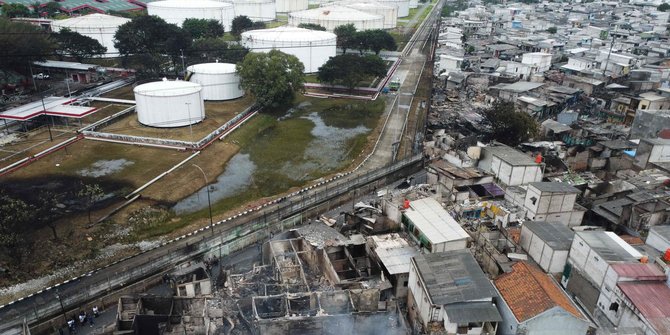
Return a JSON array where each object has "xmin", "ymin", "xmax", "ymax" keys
[{"xmin": 133, "ymin": 63, "xmax": 244, "ymax": 128}]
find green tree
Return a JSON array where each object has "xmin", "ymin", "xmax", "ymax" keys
[
  {"xmin": 546, "ymin": 26, "xmax": 557, "ymax": 34},
  {"xmin": 34, "ymin": 191, "xmax": 62, "ymax": 240},
  {"xmin": 251, "ymin": 21, "xmax": 266, "ymax": 29},
  {"xmin": 658, "ymin": 3, "xmax": 670, "ymax": 11},
  {"xmin": 357, "ymin": 29, "xmax": 397, "ymax": 55},
  {"xmin": 231, "ymin": 15, "xmax": 253, "ymax": 38},
  {"xmin": 53, "ymin": 28, "xmax": 107, "ymax": 61},
  {"xmin": 2, "ymin": 3, "xmax": 31, "ymax": 18},
  {"xmin": 483, "ymin": 101, "xmax": 539, "ymax": 146},
  {"xmin": 0, "ymin": 18, "xmax": 54, "ymax": 71},
  {"xmin": 0, "ymin": 192, "xmax": 33, "ymax": 261},
  {"xmin": 334, "ymin": 23, "xmax": 357, "ymax": 53},
  {"xmin": 298, "ymin": 23, "xmax": 326, "ymax": 31},
  {"xmin": 182, "ymin": 18, "xmax": 225, "ymax": 39},
  {"xmin": 188, "ymin": 37, "xmax": 248, "ymax": 63},
  {"xmin": 77, "ymin": 183, "xmax": 104, "ymax": 225},
  {"xmin": 114, "ymin": 15, "xmax": 191, "ymax": 75},
  {"xmin": 317, "ymin": 54, "xmax": 386, "ymax": 90},
  {"xmin": 36, "ymin": 2, "xmax": 61, "ymax": 17},
  {"xmin": 236, "ymin": 50, "xmax": 305, "ymax": 108}
]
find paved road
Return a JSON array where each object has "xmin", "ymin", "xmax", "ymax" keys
[{"xmin": 363, "ymin": 0, "xmax": 441, "ymax": 170}]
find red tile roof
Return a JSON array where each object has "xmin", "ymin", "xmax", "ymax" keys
[
  {"xmin": 494, "ymin": 262, "xmax": 585, "ymax": 323},
  {"xmin": 618, "ymin": 282, "xmax": 670, "ymax": 335},
  {"xmin": 611, "ymin": 263, "xmax": 667, "ymax": 281}
]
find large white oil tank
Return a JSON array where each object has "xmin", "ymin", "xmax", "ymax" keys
[
  {"xmin": 186, "ymin": 63, "xmax": 244, "ymax": 101},
  {"xmin": 240, "ymin": 26, "xmax": 336, "ymax": 73},
  {"xmin": 409, "ymin": 0, "xmax": 417, "ymax": 8},
  {"xmin": 288, "ymin": 5, "xmax": 384, "ymax": 31},
  {"xmin": 148, "ymin": 0, "xmax": 235, "ymax": 31},
  {"xmin": 51, "ymin": 14, "xmax": 130, "ymax": 58},
  {"xmin": 334, "ymin": 1, "xmax": 397, "ymax": 29},
  {"xmin": 134, "ymin": 80, "xmax": 205, "ymax": 128},
  {"xmin": 276, "ymin": 0, "xmax": 308, "ymax": 13},
  {"xmin": 233, "ymin": 0, "xmax": 276, "ymax": 22},
  {"xmin": 377, "ymin": 0, "xmax": 409, "ymax": 17}
]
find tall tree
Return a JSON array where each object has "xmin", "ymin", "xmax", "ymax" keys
[
  {"xmin": 188, "ymin": 37, "xmax": 248, "ymax": 64},
  {"xmin": 231, "ymin": 15, "xmax": 253, "ymax": 38},
  {"xmin": 34, "ymin": 191, "xmax": 62, "ymax": 240},
  {"xmin": 334, "ymin": 23, "xmax": 357, "ymax": 54},
  {"xmin": 53, "ymin": 28, "xmax": 107, "ymax": 61},
  {"xmin": 298, "ymin": 23, "xmax": 326, "ymax": 31},
  {"xmin": 356, "ymin": 29, "xmax": 397, "ymax": 55},
  {"xmin": 182, "ymin": 18, "xmax": 225, "ymax": 39},
  {"xmin": 657, "ymin": 3, "xmax": 670, "ymax": 11},
  {"xmin": 236, "ymin": 50, "xmax": 305, "ymax": 108},
  {"xmin": 483, "ymin": 101, "xmax": 539, "ymax": 146},
  {"xmin": 114, "ymin": 16, "xmax": 191, "ymax": 75},
  {"xmin": 0, "ymin": 192, "xmax": 32, "ymax": 261},
  {"xmin": 317, "ymin": 54, "xmax": 386, "ymax": 90},
  {"xmin": 251, "ymin": 21, "xmax": 266, "ymax": 29},
  {"xmin": 77, "ymin": 183, "xmax": 104, "ymax": 225},
  {"xmin": 0, "ymin": 18, "xmax": 54, "ymax": 71},
  {"xmin": 2, "ymin": 3, "xmax": 31, "ymax": 18}
]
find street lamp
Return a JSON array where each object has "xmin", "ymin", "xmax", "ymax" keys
[
  {"xmin": 185, "ymin": 102, "xmax": 193, "ymax": 143},
  {"xmin": 55, "ymin": 289, "xmax": 67, "ymax": 323},
  {"xmin": 193, "ymin": 164, "xmax": 214, "ymax": 235}
]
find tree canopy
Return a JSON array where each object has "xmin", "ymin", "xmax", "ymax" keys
[
  {"xmin": 236, "ymin": 50, "xmax": 305, "ymax": 108},
  {"xmin": 334, "ymin": 24, "xmax": 357, "ymax": 53},
  {"xmin": 658, "ymin": 3, "xmax": 670, "ymax": 11},
  {"xmin": 114, "ymin": 15, "xmax": 191, "ymax": 75},
  {"xmin": 298, "ymin": 23, "xmax": 326, "ymax": 31},
  {"xmin": 53, "ymin": 28, "xmax": 107, "ymax": 61},
  {"xmin": 1, "ymin": 3, "xmax": 31, "ymax": 18},
  {"xmin": 483, "ymin": 101, "xmax": 539, "ymax": 146},
  {"xmin": 188, "ymin": 37, "xmax": 248, "ymax": 64},
  {"xmin": 182, "ymin": 18, "xmax": 225, "ymax": 39},
  {"xmin": 317, "ymin": 54, "xmax": 386, "ymax": 89},
  {"xmin": 0, "ymin": 18, "xmax": 54, "ymax": 71},
  {"xmin": 546, "ymin": 26, "xmax": 557, "ymax": 34},
  {"xmin": 0, "ymin": 191, "xmax": 33, "ymax": 262},
  {"xmin": 231, "ymin": 15, "xmax": 253, "ymax": 38},
  {"xmin": 334, "ymin": 25, "xmax": 397, "ymax": 55}
]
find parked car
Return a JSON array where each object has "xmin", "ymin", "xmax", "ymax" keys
[{"xmin": 32, "ymin": 73, "xmax": 49, "ymax": 80}]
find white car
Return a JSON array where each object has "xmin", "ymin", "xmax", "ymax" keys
[{"xmin": 32, "ymin": 73, "xmax": 50, "ymax": 80}]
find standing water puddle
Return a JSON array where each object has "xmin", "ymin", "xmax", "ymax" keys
[
  {"xmin": 172, "ymin": 153, "xmax": 256, "ymax": 214},
  {"xmin": 78, "ymin": 159, "xmax": 134, "ymax": 177}
]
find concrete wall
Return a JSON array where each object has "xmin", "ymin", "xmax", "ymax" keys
[
  {"xmin": 568, "ymin": 234, "xmax": 609, "ymax": 288},
  {"xmin": 488, "ymin": 156, "xmax": 542, "ymax": 187},
  {"xmin": 646, "ymin": 228, "xmax": 670, "ymax": 252},
  {"xmin": 520, "ymin": 226, "xmax": 569, "ymax": 274},
  {"xmin": 408, "ymin": 260, "xmax": 438, "ymax": 328}
]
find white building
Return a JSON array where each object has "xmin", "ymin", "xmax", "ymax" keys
[
  {"xmin": 519, "ymin": 221, "xmax": 574, "ymax": 273},
  {"xmin": 495, "ymin": 262, "xmax": 590, "ymax": 335},
  {"xmin": 478, "ymin": 145, "xmax": 543, "ymax": 187},
  {"xmin": 436, "ymin": 54, "xmax": 463, "ymax": 74},
  {"xmin": 646, "ymin": 225, "xmax": 670, "ymax": 253},
  {"xmin": 521, "ymin": 182, "xmax": 585, "ymax": 227},
  {"xmin": 634, "ymin": 138, "xmax": 670, "ymax": 169},
  {"xmin": 521, "ymin": 52, "xmax": 552, "ymax": 73},
  {"xmin": 367, "ymin": 234, "xmax": 418, "ymax": 298},
  {"xmin": 408, "ymin": 250, "xmax": 501, "ymax": 334},
  {"xmin": 402, "ymin": 197, "xmax": 470, "ymax": 253}
]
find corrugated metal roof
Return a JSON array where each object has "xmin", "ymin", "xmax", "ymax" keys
[
  {"xmin": 413, "ymin": 249, "xmax": 498, "ymax": 305},
  {"xmin": 611, "ymin": 263, "xmax": 666, "ymax": 281},
  {"xmin": 371, "ymin": 234, "xmax": 418, "ymax": 275},
  {"xmin": 444, "ymin": 302, "xmax": 502, "ymax": 323},
  {"xmin": 404, "ymin": 198, "xmax": 470, "ymax": 245},
  {"xmin": 618, "ymin": 282, "xmax": 670, "ymax": 334},
  {"xmin": 529, "ymin": 182, "xmax": 580, "ymax": 194},
  {"xmin": 523, "ymin": 221, "xmax": 574, "ymax": 250},
  {"xmin": 576, "ymin": 231, "xmax": 640, "ymax": 262}
]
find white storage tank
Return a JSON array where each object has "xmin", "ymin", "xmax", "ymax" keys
[
  {"xmin": 233, "ymin": 0, "xmax": 276, "ymax": 22},
  {"xmin": 408, "ymin": 0, "xmax": 417, "ymax": 8},
  {"xmin": 288, "ymin": 5, "xmax": 384, "ymax": 31},
  {"xmin": 241, "ymin": 26, "xmax": 336, "ymax": 73},
  {"xmin": 276, "ymin": 0, "xmax": 308, "ymax": 13},
  {"xmin": 134, "ymin": 80, "xmax": 205, "ymax": 128},
  {"xmin": 51, "ymin": 14, "xmax": 130, "ymax": 58},
  {"xmin": 335, "ymin": 1, "xmax": 397, "ymax": 29},
  {"xmin": 186, "ymin": 63, "xmax": 244, "ymax": 101},
  {"xmin": 148, "ymin": 0, "xmax": 235, "ymax": 31},
  {"xmin": 377, "ymin": 0, "xmax": 409, "ymax": 17}
]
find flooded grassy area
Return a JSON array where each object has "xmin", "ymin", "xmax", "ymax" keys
[{"xmin": 173, "ymin": 95, "xmax": 386, "ymax": 217}]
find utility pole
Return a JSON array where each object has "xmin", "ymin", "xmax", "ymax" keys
[{"xmin": 193, "ymin": 164, "xmax": 214, "ymax": 236}]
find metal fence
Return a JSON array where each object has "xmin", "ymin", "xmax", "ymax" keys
[{"xmin": 0, "ymin": 155, "xmax": 423, "ymax": 334}]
